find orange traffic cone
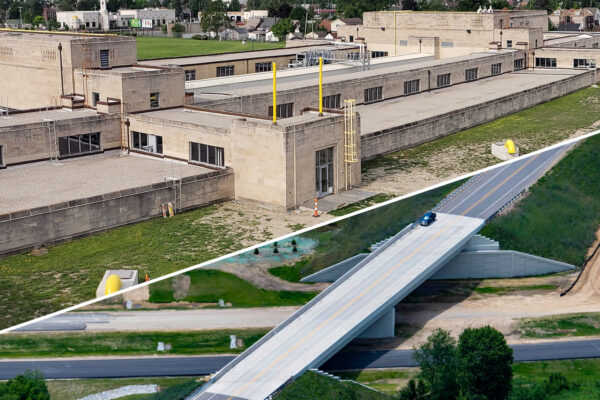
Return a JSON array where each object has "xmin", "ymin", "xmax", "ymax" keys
[
  {"xmin": 145, "ymin": 274, "xmax": 149, "ymax": 282},
  {"xmin": 313, "ymin": 198, "xmax": 320, "ymax": 218}
]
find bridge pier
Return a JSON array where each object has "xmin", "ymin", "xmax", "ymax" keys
[{"xmin": 358, "ymin": 308, "xmax": 395, "ymax": 339}]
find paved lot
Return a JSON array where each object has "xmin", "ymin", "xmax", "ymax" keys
[
  {"xmin": 357, "ymin": 69, "xmax": 586, "ymax": 134},
  {"xmin": 0, "ymin": 152, "xmax": 210, "ymax": 214}
]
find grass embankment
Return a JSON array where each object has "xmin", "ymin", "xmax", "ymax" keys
[
  {"xmin": 136, "ymin": 37, "xmax": 285, "ymax": 60},
  {"xmin": 362, "ymin": 87, "xmax": 600, "ymax": 179},
  {"xmin": 481, "ymin": 134, "xmax": 600, "ymax": 266},
  {"xmin": 47, "ymin": 377, "xmax": 199, "ymax": 400},
  {"xmin": 0, "ymin": 328, "xmax": 269, "ymax": 358},
  {"xmin": 517, "ymin": 312, "xmax": 600, "ymax": 339},
  {"xmin": 269, "ymin": 181, "xmax": 462, "ymax": 281},
  {"xmin": 274, "ymin": 370, "xmax": 388, "ymax": 400},
  {"xmin": 0, "ymin": 204, "xmax": 275, "ymax": 330},
  {"xmin": 473, "ymin": 284, "xmax": 558, "ymax": 295},
  {"xmin": 149, "ymin": 269, "xmax": 315, "ymax": 306}
]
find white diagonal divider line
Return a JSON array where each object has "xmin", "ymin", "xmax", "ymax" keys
[{"xmin": 2, "ymin": 130, "xmax": 599, "ymax": 334}]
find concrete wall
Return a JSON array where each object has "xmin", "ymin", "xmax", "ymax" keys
[
  {"xmin": 361, "ymin": 70, "xmax": 595, "ymax": 159},
  {"xmin": 0, "ymin": 32, "xmax": 136, "ymax": 110},
  {"xmin": 535, "ymin": 47, "xmax": 600, "ymax": 71},
  {"xmin": 430, "ymin": 250, "xmax": 575, "ymax": 279},
  {"xmin": 0, "ymin": 168, "xmax": 234, "ymax": 255},
  {"xmin": 194, "ymin": 52, "xmax": 524, "ymax": 119},
  {"xmin": 0, "ymin": 113, "xmax": 122, "ymax": 166},
  {"xmin": 362, "ymin": 11, "xmax": 546, "ymax": 58}
]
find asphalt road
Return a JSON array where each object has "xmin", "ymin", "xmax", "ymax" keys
[
  {"xmin": 196, "ymin": 214, "xmax": 484, "ymax": 400},
  {"xmin": 4, "ymin": 339, "xmax": 600, "ymax": 380},
  {"xmin": 437, "ymin": 144, "xmax": 569, "ymax": 219}
]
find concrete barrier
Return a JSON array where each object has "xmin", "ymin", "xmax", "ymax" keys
[{"xmin": 0, "ymin": 168, "xmax": 235, "ymax": 256}]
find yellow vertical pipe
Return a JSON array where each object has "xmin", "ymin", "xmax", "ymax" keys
[
  {"xmin": 272, "ymin": 62, "xmax": 277, "ymax": 124},
  {"xmin": 318, "ymin": 57, "xmax": 323, "ymax": 115}
]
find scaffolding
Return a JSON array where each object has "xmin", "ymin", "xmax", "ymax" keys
[
  {"xmin": 343, "ymin": 99, "xmax": 358, "ymax": 191},
  {"xmin": 164, "ymin": 160, "xmax": 183, "ymax": 213},
  {"xmin": 43, "ymin": 119, "xmax": 58, "ymax": 163}
]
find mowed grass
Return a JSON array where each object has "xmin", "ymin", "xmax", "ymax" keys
[
  {"xmin": 363, "ymin": 87, "xmax": 600, "ymax": 177},
  {"xmin": 136, "ymin": 37, "xmax": 285, "ymax": 60},
  {"xmin": 274, "ymin": 370, "xmax": 389, "ymax": 400},
  {"xmin": 473, "ymin": 284, "xmax": 558, "ymax": 294},
  {"xmin": 481, "ymin": 134, "xmax": 600, "ymax": 266},
  {"xmin": 0, "ymin": 205, "xmax": 269, "ymax": 330},
  {"xmin": 271, "ymin": 181, "xmax": 462, "ymax": 281},
  {"xmin": 149, "ymin": 269, "xmax": 315, "ymax": 307},
  {"xmin": 46, "ymin": 377, "xmax": 198, "ymax": 400},
  {"xmin": 0, "ymin": 328, "xmax": 270, "ymax": 358},
  {"xmin": 517, "ymin": 312, "xmax": 600, "ymax": 338}
]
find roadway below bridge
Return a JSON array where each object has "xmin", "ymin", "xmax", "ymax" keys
[{"xmin": 3, "ymin": 339, "xmax": 600, "ymax": 380}]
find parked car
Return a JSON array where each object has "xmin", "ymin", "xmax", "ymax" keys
[{"xmin": 419, "ymin": 212, "xmax": 436, "ymax": 226}]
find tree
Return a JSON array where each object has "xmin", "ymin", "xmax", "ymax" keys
[
  {"xmin": 399, "ymin": 378, "xmax": 428, "ymax": 400},
  {"xmin": 228, "ymin": 0, "xmax": 241, "ymax": 11},
  {"xmin": 402, "ymin": 0, "xmax": 418, "ymax": 10},
  {"xmin": 413, "ymin": 328, "xmax": 460, "ymax": 400},
  {"xmin": 290, "ymin": 5, "xmax": 306, "ymax": 20},
  {"xmin": 457, "ymin": 326, "xmax": 513, "ymax": 400},
  {"xmin": 456, "ymin": 0, "xmax": 487, "ymax": 11},
  {"xmin": 0, "ymin": 371, "xmax": 50, "ymax": 400},
  {"xmin": 532, "ymin": 0, "xmax": 552, "ymax": 12},
  {"xmin": 33, "ymin": 15, "xmax": 45, "ymax": 27},
  {"xmin": 335, "ymin": 0, "xmax": 395, "ymax": 18},
  {"xmin": 271, "ymin": 17, "xmax": 293, "ymax": 39},
  {"xmin": 199, "ymin": 0, "xmax": 230, "ymax": 37}
]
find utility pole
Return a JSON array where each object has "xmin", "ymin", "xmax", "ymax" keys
[{"xmin": 18, "ymin": 6, "xmax": 22, "ymax": 28}]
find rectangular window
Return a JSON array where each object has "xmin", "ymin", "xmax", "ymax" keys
[
  {"xmin": 574, "ymin": 58, "xmax": 596, "ymax": 68},
  {"xmin": 216, "ymin": 65, "xmax": 234, "ymax": 77},
  {"xmin": 437, "ymin": 73, "xmax": 451, "ymax": 88},
  {"xmin": 403, "ymin": 79, "xmax": 420, "ymax": 94},
  {"xmin": 514, "ymin": 58, "xmax": 525, "ymax": 70},
  {"xmin": 150, "ymin": 92, "xmax": 159, "ymax": 108},
  {"xmin": 364, "ymin": 86, "xmax": 383, "ymax": 103},
  {"xmin": 441, "ymin": 41, "xmax": 454, "ymax": 47},
  {"xmin": 99, "ymin": 49, "xmax": 109, "ymax": 68},
  {"xmin": 268, "ymin": 103, "xmax": 294, "ymax": 119},
  {"xmin": 346, "ymin": 52, "xmax": 360, "ymax": 60},
  {"xmin": 322, "ymin": 94, "xmax": 341, "ymax": 109},
  {"xmin": 190, "ymin": 142, "xmax": 224, "ymax": 167},
  {"xmin": 491, "ymin": 63, "xmax": 502, "ymax": 75},
  {"xmin": 184, "ymin": 69, "xmax": 196, "ymax": 81},
  {"xmin": 465, "ymin": 68, "xmax": 478, "ymax": 81},
  {"xmin": 255, "ymin": 62, "xmax": 272, "ymax": 73},
  {"xmin": 92, "ymin": 92, "xmax": 99, "ymax": 107},
  {"xmin": 132, "ymin": 131, "xmax": 163, "ymax": 154},
  {"xmin": 58, "ymin": 133, "xmax": 101, "ymax": 158},
  {"xmin": 506, "ymin": 40, "xmax": 512, "ymax": 48},
  {"xmin": 535, "ymin": 58, "xmax": 557, "ymax": 68},
  {"xmin": 399, "ymin": 40, "xmax": 408, "ymax": 46},
  {"xmin": 370, "ymin": 51, "xmax": 388, "ymax": 58}
]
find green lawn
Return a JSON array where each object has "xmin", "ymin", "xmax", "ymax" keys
[
  {"xmin": 46, "ymin": 377, "xmax": 199, "ymax": 400},
  {"xmin": 136, "ymin": 37, "xmax": 286, "ymax": 60},
  {"xmin": 274, "ymin": 370, "xmax": 389, "ymax": 400},
  {"xmin": 150, "ymin": 269, "xmax": 316, "ymax": 307},
  {"xmin": 481, "ymin": 134, "xmax": 600, "ymax": 266},
  {"xmin": 0, "ymin": 204, "xmax": 275, "ymax": 330},
  {"xmin": 0, "ymin": 328, "xmax": 269, "ymax": 358},
  {"xmin": 362, "ymin": 87, "xmax": 600, "ymax": 179},
  {"xmin": 473, "ymin": 284, "xmax": 558, "ymax": 295},
  {"xmin": 517, "ymin": 312, "xmax": 600, "ymax": 338}
]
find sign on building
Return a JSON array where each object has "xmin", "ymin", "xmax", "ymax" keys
[
  {"xmin": 130, "ymin": 18, "xmax": 141, "ymax": 28},
  {"xmin": 142, "ymin": 19, "xmax": 153, "ymax": 29}
]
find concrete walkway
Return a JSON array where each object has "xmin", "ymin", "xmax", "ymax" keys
[{"xmin": 301, "ymin": 188, "xmax": 378, "ymax": 213}]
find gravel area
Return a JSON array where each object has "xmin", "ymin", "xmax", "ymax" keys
[
  {"xmin": 0, "ymin": 151, "xmax": 211, "ymax": 214},
  {"xmin": 79, "ymin": 384, "xmax": 158, "ymax": 400}
]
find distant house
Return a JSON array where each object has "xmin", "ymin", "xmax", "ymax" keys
[
  {"xmin": 330, "ymin": 18, "xmax": 363, "ymax": 33},
  {"xmin": 550, "ymin": 8, "xmax": 599, "ymax": 31},
  {"xmin": 248, "ymin": 31, "xmax": 266, "ymax": 41},
  {"xmin": 219, "ymin": 27, "xmax": 249, "ymax": 40},
  {"xmin": 305, "ymin": 30, "xmax": 328, "ymax": 39},
  {"xmin": 319, "ymin": 19, "xmax": 332, "ymax": 32}
]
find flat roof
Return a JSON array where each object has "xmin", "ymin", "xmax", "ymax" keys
[
  {"xmin": 358, "ymin": 69, "xmax": 587, "ymax": 134},
  {"xmin": 0, "ymin": 152, "xmax": 212, "ymax": 215},
  {"xmin": 544, "ymin": 33, "xmax": 596, "ymax": 45},
  {"xmin": 0, "ymin": 30, "xmax": 134, "ymax": 44},
  {"xmin": 0, "ymin": 108, "xmax": 99, "ymax": 128},
  {"xmin": 138, "ymin": 44, "xmax": 359, "ymax": 66},
  {"xmin": 192, "ymin": 51, "xmax": 516, "ymax": 98},
  {"xmin": 135, "ymin": 107, "xmax": 337, "ymax": 129}
]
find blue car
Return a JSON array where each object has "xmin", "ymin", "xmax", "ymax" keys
[{"xmin": 419, "ymin": 212, "xmax": 437, "ymax": 226}]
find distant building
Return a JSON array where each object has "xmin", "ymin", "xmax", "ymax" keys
[{"xmin": 550, "ymin": 8, "xmax": 600, "ymax": 31}]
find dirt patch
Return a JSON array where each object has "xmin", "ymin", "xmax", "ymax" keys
[{"xmin": 172, "ymin": 275, "xmax": 191, "ymax": 300}]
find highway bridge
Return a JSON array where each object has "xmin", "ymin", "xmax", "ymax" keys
[{"xmin": 191, "ymin": 144, "xmax": 570, "ymax": 400}]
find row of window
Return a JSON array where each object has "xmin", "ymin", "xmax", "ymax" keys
[
  {"xmin": 92, "ymin": 92, "xmax": 159, "ymax": 108},
  {"xmin": 574, "ymin": 58, "xmax": 596, "ymax": 68},
  {"xmin": 59, "ymin": 133, "xmax": 101, "ymax": 158},
  {"xmin": 268, "ymin": 102, "xmax": 294, "ymax": 119},
  {"xmin": 535, "ymin": 57, "xmax": 557, "ymax": 68},
  {"xmin": 132, "ymin": 131, "xmax": 225, "ymax": 167}
]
